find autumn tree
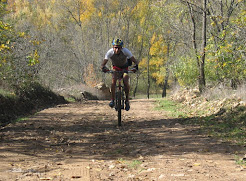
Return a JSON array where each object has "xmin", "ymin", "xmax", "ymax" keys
[
  {"xmin": 0, "ymin": 1, "xmax": 12, "ymax": 86},
  {"xmin": 177, "ymin": 0, "xmax": 207, "ymax": 92},
  {"xmin": 150, "ymin": 0, "xmax": 182, "ymax": 97},
  {"xmin": 206, "ymin": 0, "xmax": 245, "ymax": 89},
  {"xmin": 3, "ymin": 0, "xmax": 245, "ymax": 96}
]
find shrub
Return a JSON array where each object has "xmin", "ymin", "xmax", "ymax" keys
[{"xmin": 0, "ymin": 82, "xmax": 67, "ymax": 125}]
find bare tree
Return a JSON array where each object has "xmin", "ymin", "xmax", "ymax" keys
[{"xmin": 180, "ymin": 0, "xmax": 207, "ymax": 92}]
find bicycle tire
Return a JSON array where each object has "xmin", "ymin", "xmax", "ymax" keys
[
  {"xmin": 117, "ymin": 90, "xmax": 122, "ymax": 126},
  {"xmin": 115, "ymin": 91, "xmax": 118, "ymax": 111},
  {"xmin": 121, "ymin": 89, "xmax": 125, "ymax": 110}
]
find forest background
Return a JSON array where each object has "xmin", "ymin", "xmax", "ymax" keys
[{"xmin": 0, "ymin": 0, "xmax": 245, "ymax": 100}]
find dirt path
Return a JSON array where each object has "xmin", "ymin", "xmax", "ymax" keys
[{"xmin": 0, "ymin": 99, "xmax": 246, "ymax": 180}]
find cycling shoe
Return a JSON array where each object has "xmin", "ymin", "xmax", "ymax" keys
[
  {"xmin": 125, "ymin": 101, "xmax": 130, "ymax": 111},
  {"xmin": 109, "ymin": 100, "xmax": 115, "ymax": 108}
]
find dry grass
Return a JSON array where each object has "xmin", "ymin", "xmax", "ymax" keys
[
  {"xmin": 236, "ymin": 84, "xmax": 246, "ymax": 101},
  {"xmin": 203, "ymin": 84, "xmax": 246, "ymax": 102},
  {"xmin": 54, "ymin": 83, "xmax": 110, "ymax": 101}
]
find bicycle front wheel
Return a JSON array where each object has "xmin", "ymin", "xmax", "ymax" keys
[{"xmin": 116, "ymin": 91, "xmax": 122, "ymax": 126}]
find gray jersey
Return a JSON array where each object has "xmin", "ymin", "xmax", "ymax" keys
[{"xmin": 104, "ymin": 48, "xmax": 133, "ymax": 67}]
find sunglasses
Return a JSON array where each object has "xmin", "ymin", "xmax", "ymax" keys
[{"xmin": 113, "ymin": 46, "xmax": 122, "ymax": 49}]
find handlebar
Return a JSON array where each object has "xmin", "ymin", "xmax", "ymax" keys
[{"xmin": 104, "ymin": 69, "xmax": 137, "ymax": 74}]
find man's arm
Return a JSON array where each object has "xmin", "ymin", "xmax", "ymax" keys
[
  {"xmin": 130, "ymin": 56, "xmax": 138, "ymax": 65},
  {"xmin": 129, "ymin": 56, "xmax": 138, "ymax": 71},
  {"xmin": 101, "ymin": 59, "xmax": 108, "ymax": 69}
]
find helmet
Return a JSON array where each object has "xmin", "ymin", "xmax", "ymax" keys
[{"xmin": 112, "ymin": 38, "xmax": 123, "ymax": 46}]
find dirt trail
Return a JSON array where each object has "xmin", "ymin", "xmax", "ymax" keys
[{"xmin": 0, "ymin": 99, "xmax": 246, "ymax": 180}]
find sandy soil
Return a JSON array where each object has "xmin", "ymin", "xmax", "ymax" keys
[{"xmin": 0, "ymin": 99, "xmax": 246, "ymax": 181}]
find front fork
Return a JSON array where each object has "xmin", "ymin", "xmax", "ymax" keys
[{"xmin": 115, "ymin": 80, "xmax": 125, "ymax": 110}]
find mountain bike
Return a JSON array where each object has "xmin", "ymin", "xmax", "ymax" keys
[{"xmin": 106, "ymin": 69, "xmax": 136, "ymax": 126}]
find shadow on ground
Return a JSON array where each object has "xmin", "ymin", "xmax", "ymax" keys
[{"xmin": 0, "ymin": 100, "xmax": 245, "ymax": 163}]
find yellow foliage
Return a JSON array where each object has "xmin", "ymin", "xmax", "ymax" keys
[
  {"xmin": 12, "ymin": 0, "xmax": 56, "ymax": 28},
  {"xmin": 18, "ymin": 32, "xmax": 25, "ymax": 37},
  {"xmin": 34, "ymin": 49, "xmax": 39, "ymax": 59},
  {"xmin": 98, "ymin": 11, "xmax": 102, "ymax": 17},
  {"xmin": 152, "ymin": 72, "xmax": 158, "ymax": 78},
  {"xmin": 30, "ymin": 40, "xmax": 41, "ymax": 46},
  {"xmin": 139, "ymin": 58, "xmax": 147, "ymax": 65},
  {"xmin": 150, "ymin": 35, "xmax": 167, "ymax": 56},
  {"xmin": 27, "ymin": 49, "xmax": 40, "ymax": 66},
  {"xmin": 242, "ymin": 10, "xmax": 246, "ymax": 16},
  {"xmin": 139, "ymin": 58, "xmax": 148, "ymax": 70},
  {"xmin": 112, "ymin": 0, "xmax": 120, "ymax": 7},
  {"xmin": 211, "ymin": 21, "xmax": 216, "ymax": 27},
  {"xmin": 0, "ymin": 44, "xmax": 10, "ymax": 51},
  {"xmin": 131, "ymin": 0, "xmax": 152, "ymax": 26},
  {"xmin": 140, "ymin": 16, "xmax": 145, "ymax": 26},
  {"xmin": 79, "ymin": 0, "xmax": 96, "ymax": 22},
  {"xmin": 0, "ymin": 58, "xmax": 7, "ymax": 67},
  {"xmin": 137, "ymin": 35, "xmax": 142, "ymax": 43},
  {"xmin": 150, "ymin": 57, "xmax": 164, "ymax": 67},
  {"xmin": 13, "ymin": 0, "xmax": 30, "ymax": 16},
  {"xmin": 151, "ymin": 33, "xmax": 156, "ymax": 44},
  {"xmin": 152, "ymin": 72, "xmax": 164, "ymax": 85}
]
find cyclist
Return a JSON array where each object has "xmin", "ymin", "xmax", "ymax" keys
[{"xmin": 101, "ymin": 38, "xmax": 138, "ymax": 111}]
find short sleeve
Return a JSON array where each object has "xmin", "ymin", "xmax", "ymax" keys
[
  {"xmin": 104, "ymin": 48, "xmax": 114, "ymax": 59},
  {"xmin": 121, "ymin": 48, "xmax": 133, "ymax": 59}
]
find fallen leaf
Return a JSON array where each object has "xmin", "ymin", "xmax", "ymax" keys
[
  {"xmin": 109, "ymin": 164, "xmax": 115, "ymax": 169},
  {"xmin": 147, "ymin": 168, "xmax": 156, "ymax": 172},
  {"xmin": 40, "ymin": 177, "xmax": 53, "ymax": 180},
  {"xmin": 193, "ymin": 163, "xmax": 201, "ymax": 166},
  {"xmin": 158, "ymin": 174, "xmax": 165, "ymax": 179},
  {"xmin": 171, "ymin": 173, "xmax": 185, "ymax": 177}
]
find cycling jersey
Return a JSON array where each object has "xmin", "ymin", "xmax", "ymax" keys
[{"xmin": 104, "ymin": 48, "xmax": 133, "ymax": 68}]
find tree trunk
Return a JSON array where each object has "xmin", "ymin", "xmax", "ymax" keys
[
  {"xmin": 147, "ymin": 42, "xmax": 151, "ymax": 99},
  {"xmin": 133, "ymin": 73, "xmax": 139, "ymax": 97},
  {"xmin": 162, "ymin": 42, "xmax": 170, "ymax": 97},
  {"xmin": 133, "ymin": 21, "xmax": 146, "ymax": 97},
  {"xmin": 162, "ymin": 66, "xmax": 169, "ymax": 97},
  {"xmin": 186, "ymin": 0, "xmax": 207, "ymax": 93},
  {"xmin": 187, "ymin": 2, "xmax": 200, "ymax": 68},
  {"xmin": 199, "ymin": 0, "xmax": 207, "ymax": 92}
]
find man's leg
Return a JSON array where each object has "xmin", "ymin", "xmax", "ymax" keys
[
  {"xmin": 109, "ymin": 74, "xmax": 116, "ymax": 107},
  {"xmin": 123, "ymin": 74, "xmax": 130, "ymax": 111}
]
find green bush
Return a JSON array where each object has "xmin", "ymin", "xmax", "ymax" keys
[{"xmin": 173, "ymin": 56, "xmax": 199, "ymax": 87}]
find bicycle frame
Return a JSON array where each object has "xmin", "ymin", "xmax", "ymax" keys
[
  {"xmin": 115, "ymin": 71, "xmax": 125, "ymax": 126},
  {"xmin": 107, "ymin": 70, "xmax": 135, "ymax": 126}
]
